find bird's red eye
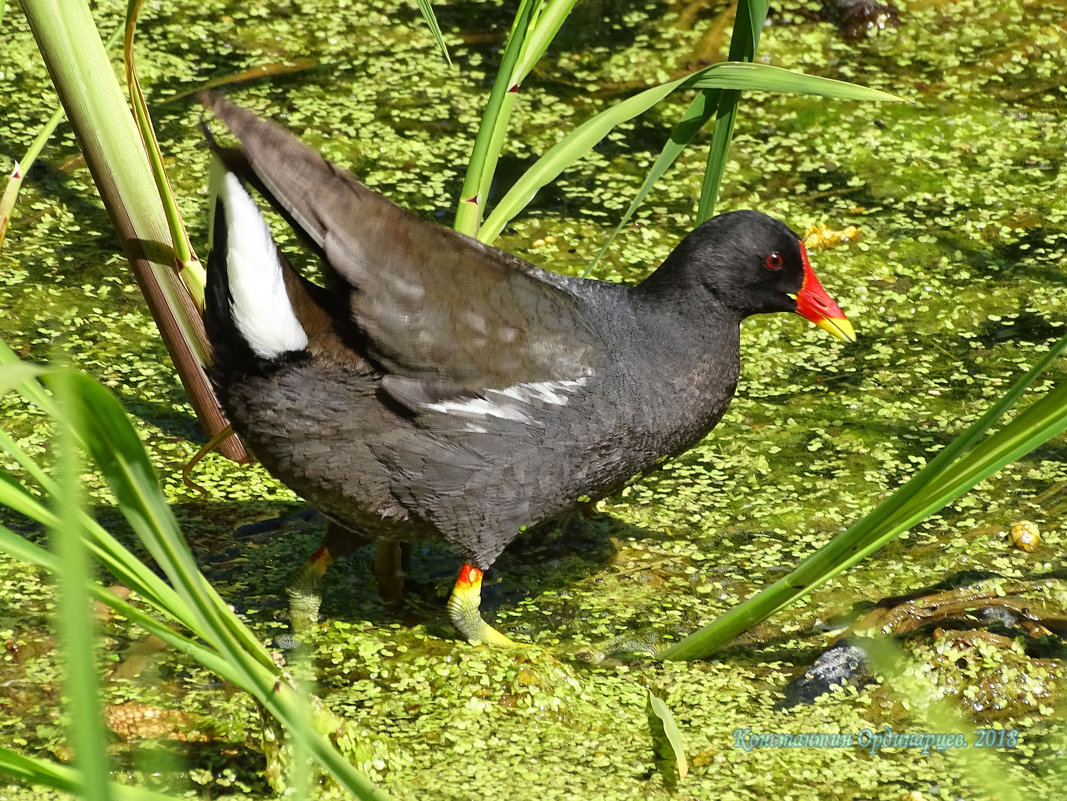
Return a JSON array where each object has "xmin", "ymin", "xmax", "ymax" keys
[{"xmin": 765, "ymin": 252, "xmax": 784, "ymax": 271}]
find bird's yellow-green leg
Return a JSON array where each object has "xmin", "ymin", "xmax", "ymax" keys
[
  {"xmin": 286, "ymin": 522, "xmax": 370, "ymax": 634},
  {"xmin": 447, "ymin": 564, "xmax": 527, "ymax": 647},
  {"xmin": 285, "ymin": 543, "xmax": 335, "ymax": 634}
]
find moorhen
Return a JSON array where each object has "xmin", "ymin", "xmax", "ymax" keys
[{"xmin": 200, "ymin": 93, "xmax": 855, "ymax": 646}]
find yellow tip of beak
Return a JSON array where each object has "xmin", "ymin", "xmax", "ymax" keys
[{"xmin": 814, "ymin": 315, "xmax": 856, "ymax": 343}]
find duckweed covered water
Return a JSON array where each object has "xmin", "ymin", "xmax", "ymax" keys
[{"xmin": 1, "ymin": 0, "xmax": 1066, "ymax": 798}]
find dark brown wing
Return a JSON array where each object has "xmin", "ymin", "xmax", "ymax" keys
[{"xmin": 200, "ymin": 93, "xmax": 604, "ymax": 390}]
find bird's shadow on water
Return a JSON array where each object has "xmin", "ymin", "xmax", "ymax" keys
[
  {"xmin": 0, "ymin": 436, "xmax": 699, "ymax": 651},
  {"xmin": 164, "ymin": 499, "xmax": 681, "ymax": 645}
]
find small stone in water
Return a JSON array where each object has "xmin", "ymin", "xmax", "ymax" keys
[{"xmin": 1009, "ymin": 520, "xmax": 1040, "ymax": 552}]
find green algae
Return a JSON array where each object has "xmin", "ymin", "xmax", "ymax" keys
[{"xmin": 2, "ymin": 0, "xmax": 1067, "ymax": 798}]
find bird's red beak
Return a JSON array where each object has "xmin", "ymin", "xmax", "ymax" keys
[{"xmin": 792, "ymin": 242, "xmax": 856, "ymax": 342}]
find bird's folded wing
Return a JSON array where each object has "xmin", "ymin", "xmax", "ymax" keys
[{"xmin": 201, "ymin": 92, "xmax": 604, "ymax": 393}]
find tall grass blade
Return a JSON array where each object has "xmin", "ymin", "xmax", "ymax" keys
[
  {"xmin": 0, "ymin": 458, "xmax": 203, "ymax": 638},
  {"xmin": 784, "ymin": 333, "xmax": 1067, "ymax": 591},
  {"xmin": 0, "ymin": 354, "xmax": 260, "ymax": 673},
  {"xmin": 123, "ymin": 0, "xmax": 205, "ymax": 306},
  {"xmin": 690, "ymin": 64, "xmax": 903, "ymax": 98},
  {"xmin": 50, "ymin": 372, "xmax": 113, "ymax": 801},
  {"xmin": 696, "ymin": 0, "xmax": 767, "ymax": 223},
  {"xmin": 0, "ymin": 522, "xmax": 245, "ymax": 681},
  {"xmin": 454, "ymin": 0, "xmax": 578, "ymax": 237},
  {"xmin": 0, "ymin": 347, "xmax": 208, "ymax": 631},
  {"xmin": 0, "ymin": 106, "xmax": 64, "ymax": 253},
  {"xmin": 19, "ymin": 0, "xmax": 246, "ymax": 461},
  {"xmin": 0, "ymin": 748, "xmax": 177, "ymax": 801},
  {"xmin": 61, "ymin": 371, "xmax": 276, "ymax": 668},
  {"xmin": 454, "ymin": 0, "xmax": 540, "ymax": 235},
  {"xmin": 478, "ymin": 62, "xmax": 902, "ymax": 243},
  {"xmin": 514, "ymin": 0, "xmax": 577, "ymax": 76},
  {"xmin": 415, "ymin": 0, "xmax": 451, "ymax": 65}
]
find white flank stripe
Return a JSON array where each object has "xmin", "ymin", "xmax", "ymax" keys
[
  {"xmin": 495, "ymin": 379, "xmax": 583, "ymax": 406},
  {"xmin": 212, "ymin": 166, "xmax": 308, "ymax": 359},
  {"xmin": 427, "ymin": 396, "xmax": 530, "ymax": 422},
  {"xmin": 426, "ymin": 377, "xmax": 586, "ymax": 422}
]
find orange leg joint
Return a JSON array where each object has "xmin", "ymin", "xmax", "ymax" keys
[
  {"xmin": 306, "ymin": 545, "xmax": 335, "ymax": 577},
  {"xmin": 447, "ymin": 564, "xmax": 526, "ymax": 647}
]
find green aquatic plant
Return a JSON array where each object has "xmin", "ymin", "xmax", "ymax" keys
[
  {"xmin": 0, "ymin": 340, "xmax": 389, "ymax": 800},
  {"xmin": 447, "ymin": 0, "xmax": 902, "ymax": 243},
  {"xmin": 661, "ymin": 332, "xmax": 1067, "ymax": 659}
]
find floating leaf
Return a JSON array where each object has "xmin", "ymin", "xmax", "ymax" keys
[{"xmin": 647, "ymin": 692, "xmax": 688, "ymax": 782}]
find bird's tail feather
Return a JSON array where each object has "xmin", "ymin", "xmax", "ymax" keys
[{"xmin": 204, "ymin": 162, "xmax": 308, "ymax": 374}]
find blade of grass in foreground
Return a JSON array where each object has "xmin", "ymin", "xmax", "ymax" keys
[
  {"xmin": 59, "ymin": 372, "xmax": 391, "ymax": 799},
  {"xmin": 658, "ymin": 333, "xmax": 1067, "ymax": 660},
  {"xmin": 50, "ymin": 372, "xmax": 113, "ymax": 801},
  {"xmin": 0, "ymin": 521, "xmax": 247, "ymax": 682},
  {"xmin": 0, "ymin": 348, "xmax": 391, "ymax": 800},
  {"xmin": 0, "ymin": 419, "xmax": 252, "ymax": 687},
  {"xmin": 0, "ymin": 348, "xmax": 222, "ymax": 640},
  {"xmin": 0, "ymin": 748, "xmax": 178, "ymax": 801}
]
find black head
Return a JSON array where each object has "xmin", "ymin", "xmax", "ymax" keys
[
  {"xmin": 642, "ymin": 210, "xmax": 807, "ymax": 313},
  {"xmin": 637, "ymin": 210, "xmax": 853, "ymax": 339}
]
